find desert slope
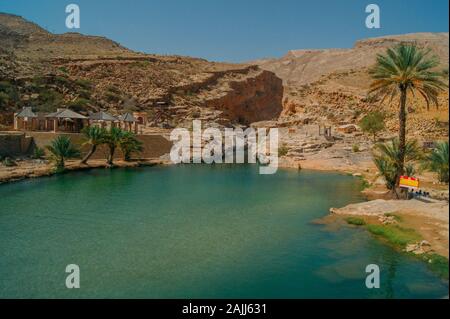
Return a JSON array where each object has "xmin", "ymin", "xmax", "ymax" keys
[
  {"xmin": 256, "ymin": 32, "xmax": 448, "ymax": 88},
  {"xmin": 0, "ymin": 13, "xmax": 283, "ymax": 128},
  {"xmin": 254, "ymin": 32, "xmax": 449, "ymax": 140}
]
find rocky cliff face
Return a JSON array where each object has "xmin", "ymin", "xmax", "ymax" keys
[
  {"xmin": 253, "ymin": 32, "xmax": 449, "ymax": 140},
  {"xmin": 0, "ymin": 13, "xmax": 282, "ymax": 127},
  {"xmin": 202, "ymin": 68, "xmax": 283, "ymax": 125}
]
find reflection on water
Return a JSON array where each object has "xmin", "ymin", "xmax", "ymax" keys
[{"xmin": 0, "ymin": 165, "xmax": 447, "ymax": 298}]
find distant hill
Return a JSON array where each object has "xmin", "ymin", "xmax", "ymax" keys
[
  {"xmin": 254, "ymin": 32, "xmax": 448, "ymax": 88},
  {"xmin": 252, "ymin": 32, "xmax": 449, "ymax": 140},
  {"xmin": 0, "ymin": 13, "xmax": 283, "ymax": 128}
]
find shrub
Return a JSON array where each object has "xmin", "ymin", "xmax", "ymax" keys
[
  {"xmin": 46, "ymin": 135, "xmax": 80, "ymax": 171},
  {"xmin": 105, "ymin": 91, "xmax": 121, "ymax": 103},
  {"xmin": 2, "ymin": 157, "xmax": 17, "ymax": 167},
  {"xmin": 0, "ymin": 80, "xmax": 19, "ymax": 107},
  {"xmin": 278, "ymin": 144, "xmax": 289, "ymax": 157},
  {"xmin": 119, "ymin": 131, "xmax": 143, "ymax": 161},
  {"xmin": 75, "ymin": 79, "xmax": 92, "ymax": 90},
  {"xmin": 33, "ymin": 89, "xmax": 63, "ymax": 113},
  {"xmin": 32, "ymin": 147, "xmax": 46, "ymax": 159},
  {"xmin": 67, "ymin": 98, "xmax": 90, "ymax": 112},
  {"xmin": 352, "ymin": 144, "xmax": 360, "ymax": 153},
  {"xmin": 422, "ymin": 253, "xmax": 449, "ymax": 280},
  {"xmin": 373, "ymin": 139, "xmax": 423, "ymax": 190},
  {"xmin": 129, "ymin": 61, "xmax": 150, "ymax": 68},
  {"xmin": 54, "ymin": 76, "xmax": 70, "ymax": 86},
  {"xmin": 359, "ymin": 111, "xmax": 385, "ymax": 142},
  {"xmin": 32, "ymin": 76, "xmax": 46, "ymax": 86},
  {"xmin": 78, "ymin": 89, "xmax": 91, "ymax": 99},
  {"xmin": 107, "ymin": 85, "xmax": 121, "ymax": 94},
  {"xmin": 422, "ymin": 141, "xmax": 449, "ymax": 183},
  {"xmin": 0, "ymin": 92, "xmax": 9, "ymax": 109},
  {"xmin": 58, "ymin": 66, "xmax": 69, "ymax": 74},
  {"xmin": 366, "ymin": 224, "xmax": 421, "ymax": 248},
  {"xmin": 358, "ymin": 178, "xmax": 370, "ymax": 190},
  {"xmin": 345, "ymin": 217, "xmax": 366, "ymax": 226}
]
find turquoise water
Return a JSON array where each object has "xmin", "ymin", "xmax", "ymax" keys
[{"xmin": 0, "ymin": 165, "xmax": 447, "ymax": 298}]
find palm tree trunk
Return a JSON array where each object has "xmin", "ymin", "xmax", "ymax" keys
[
  {"xmin": 108, "ymin": 146, "xmax": 115, "ymax": 165},
  {"xmin": 58, "ymin": 157, "xmax": 65, "ymax": 171},
  {"xmin": 124, "ymin": 151, "xmax": 129, "ymax": 161},
  {"xmin": 396, "ymin": 87, "xmax": 407, "ymax": 190},
  {"xmin": 81, "ymin": 145, "xmax": 96, "ymax": 164}
]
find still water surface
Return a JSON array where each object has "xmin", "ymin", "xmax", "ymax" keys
[{"xmin": 0, "ymin": 165, "xmax": 447, "ymax": 298}]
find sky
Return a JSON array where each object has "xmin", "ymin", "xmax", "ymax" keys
[{"xmin": 0, "ymin": 0, "xmax": 448, "ymax": 62}]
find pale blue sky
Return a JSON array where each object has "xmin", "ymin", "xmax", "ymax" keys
[{"xmin": 1, "ymin": 0, "xmax": 448, "ymax": 62}]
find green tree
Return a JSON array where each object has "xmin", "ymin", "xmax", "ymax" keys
[
  {"xmin": 32, "ymin": 147, "xmax": 46, "ymax": 160},
  {"xmin": 119, "ymin": 131, "xmax": 143, "ymax": 161},
  {"xmin": 46, "ymin": 136, "xmax": 80, "ymax": 171},
  {"xmin": 369, "ymin": 44, "xmax": 447, "ymax": 187},
  {"xmin": 359, "ymin": 111, "xmax": 385, "ymax": 142},
  {"xmin": 0, "ymin": 92, "xmax": 9, "ymax": 109},
  {"xmin": 67, "ymin": 98, "xmax": 91, "ymax": 112},
  {"xmin": 422, "ymin": 141, "xmax": 449, "ymax": 183},
  {"xmin": 373, "ymin": 139, "xmax": 422, "ymax": 196},
  {"xmin": 80, "ymin": 126, "xmax": 107, "ymax": 165},
  {"xmin": 104, "ymin": 127, "xmax": 123, "ymax": 166}
]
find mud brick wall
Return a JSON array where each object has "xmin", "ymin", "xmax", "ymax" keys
[
  {"xmin": 27, "ymin": 132, "xmax": 172, "ymax": 159},
  {"xmin": 0, "ymin": 133, "xmax": 34, "ymax": 157}
]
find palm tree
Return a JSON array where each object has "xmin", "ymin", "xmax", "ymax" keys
[
  {"xmin": 373, "ymin": 156, "xmax": 397, "ymax": 191},
  {"xmin": 80, "ymin": 126, "xmax": 107, "ymax": 165},
  {"xmin": 373, "ymin": 138, "xmax": 422, "ymax": 197},
  {"xmin": 118, "ymin": 131, "xmax": 143, "ymax": 161},
  {"xmin": 104, "ymin": 127, "xmax": 123, "ymax": 166},
  {"xmin": 422, "ymin": 141, "xmax": 449, "ymax": 183},
  {"xmin": 369, "ymin": 43, "xmax": 447, "ymax": 187},
  {"xmin": 46, "ymin": 135, "xmax": 80, "ymax": 171}
]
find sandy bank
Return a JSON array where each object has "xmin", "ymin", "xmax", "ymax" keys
[
  {"xmin": 330, "ymin": 199, "xmax": 449, "ymax": 258},
  {"xmin": 0, "ymin": 158, "xmax": 169, "ymax": 184}
]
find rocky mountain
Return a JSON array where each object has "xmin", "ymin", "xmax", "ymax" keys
[
  {"xmin": 1, "ymin": 12, "xmax": 448, "ymax": 140},
  {"xmin": 254, "ymin": 33, "xmax": 449, "ymax": 140},
  {"xmin": 0, "ymin": 13, "xmax": 283, "ymax": 128}
]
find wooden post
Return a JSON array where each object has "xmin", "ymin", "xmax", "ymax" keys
[{"xmin": 13, "ymin": 115, "xmax": 18, "ymax": 130}]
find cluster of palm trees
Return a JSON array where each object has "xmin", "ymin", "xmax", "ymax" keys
[
  {"xmin": 46, "ymin": 126, "xmax": 143, "ymax": 171},
  {"xmin": 369, "ymin": 43, "xmax": 448, "ymax": 195},
  {"xmin": 373, "ymin": 139, "xmax": 449, "ymax": 192}
]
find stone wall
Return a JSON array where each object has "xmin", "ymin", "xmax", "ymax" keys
[
  {"xmin": 27, "ymin": 132, "xmax": 172, "ymax": 159},
  {"xmin": 0, "ymin": 132, "xmax": 34, "ymax": 157}
]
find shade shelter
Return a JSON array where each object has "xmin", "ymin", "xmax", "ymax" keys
[
  {"xmin": 118, "ymin": 113, "xmax": 138, "ymax": 133},
  {"xmin": 45, "ymin": 109, "xmax": 88, "ymax": 133},
  {"xmin": 14, "ymin": 107, "xmax": 38, "ymax": 131},
  {"xmin": 89, "ymin": 111, "xmax": 119, "ymax": 129}
]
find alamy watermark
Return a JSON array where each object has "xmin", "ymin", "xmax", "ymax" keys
[
  {"xmin": 365, "ymin": 264, "xmax": 380, "ymax": 289},
  {"xmin": 65, "ymin": 264, "xmax": 80, "ymax": 289},
  {"xmin": 366, "ymin": 4, "xmax": 381, "ymax": 29},
  {"xmin": 169, "ymin": 120, "xmax": 279, "ymax": 175},
  {"xmin": 65, "ymin": 4, "xmax": 80, "ymax": 29}
]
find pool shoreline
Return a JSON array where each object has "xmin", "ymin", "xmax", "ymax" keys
[
  {"xmin": 0, "ymin": 164, "xmax": 447, "ymax": 298},
  {"xmin": 2, "ymin": 161, "xmax": 448, "ymax": 285},
  {"xmin": 0, "ymin": 158, "xmax": 168, "ymax": 185}
]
